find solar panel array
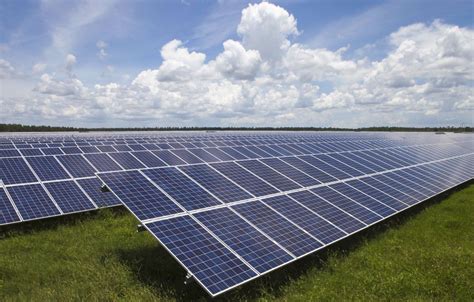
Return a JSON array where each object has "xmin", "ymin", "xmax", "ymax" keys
[{"xmin": 1, "ymin": 131, "xmax": 473, "ymax": 296}]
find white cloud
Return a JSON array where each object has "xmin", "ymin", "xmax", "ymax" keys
[
  {"xmin": 237, "ymin": 2, "xmax": 298, "ymax": 61},
  {"xmin": 32, "ymin": 63, "xmax": 47, "ymax": 74},
  {"xmin": 96, "ymin": 40, "xmax": 108, "ymax": 60},
  {"xmin": 2, "ymin": 2, "xmax": 473, "ymax": 127},
  {"xmin": 65, "ymin": 54, "xmax": 77, "ymax": 75},
  {"xmin": 0, "ymin": 59, "xmax": 17, "ymax": 79}
]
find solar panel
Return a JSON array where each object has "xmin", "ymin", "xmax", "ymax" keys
[{"xmin": 1, "ymin": 131, "xmax": 472, "ymax": 296}]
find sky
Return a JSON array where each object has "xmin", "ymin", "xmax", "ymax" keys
[{"xmin": 0, "ymin": 0, "xmax": 473, "ymax": 128}]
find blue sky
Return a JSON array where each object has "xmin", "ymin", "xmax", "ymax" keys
[{"xmin": 0, "ymin": 0, "xmax": 473, "ymax": 127}]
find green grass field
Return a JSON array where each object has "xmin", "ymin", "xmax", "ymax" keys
[{"xmin": 1, "ymin": 184, "xmax": 473, "ymax": 301}]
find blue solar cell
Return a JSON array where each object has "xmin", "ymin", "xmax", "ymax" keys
[
  {"xmin": 360, "ymin": 177, "xmax": 416, "ymax": 206},
  {"xmin": 130, "ymin": 151, "xmax": 166, "ymax": 168},
  {"xmin": 330, "ymin": 183, "xmax": 395, "ymax": 217},
  {"xmin": 77, "ymin": 178, "xmax": 121, "ymax": 207},
  {"xmin": 170, "ymin": 149, "xmax": 204, "ymax": 164},
  {"xmin": 26, "ymin": 156, "xmax": 70, "ymax": 181},
  {"xmin": 179, "ymin": 164, "xmax": 252, "ymax": 203},
  {"xmin": 211, "ymin": 162, "xmax": 278, "ymax": 197},
  {"xmin": 98, "ymin": 170, "xmax": 182, "ymax": 220},
  {"xmin": 57, "ymin": 155, "xmax": 97, "ymax": 177},
  {"xmin": 84, "ymin": 153, "xmax": 122, "ymax": 172},
  {"xmin": 278, "ymin": 144, "xmax": 303, "ymax": 155},
  {"xmin": 61, "ymin": 147, "xmax": 83, "ymax": 154},
  {"xmin": 219, "ymin": 147, "xmax": 248, "ymax": 160},
  {"xmin": 143, "ymin": 167, "xmax": 222, "ymax": 210},
  {"xmin": 339, "ymin": 152, "xmax": 385, "ymax": 172},
  {"xmin": 203, "ymin": 148, "xmax": 235, "ymax": 161},
  {"xmin": 195, "ymin": 208, "xmax": 293, "ymax": 273},
  {"xmin": 237, "ymin": 160, "xmax": 300, "ymax": 191},
  {"xmin": 366, "ymin": 150, "xmax": 404, "ymax": 168},
  {"xmin": 129, "ymin": 144, "xmax": 148, "ymax": 151},
  {"xmin": 79, "ymin": 146, "xmax": 100, "ymax": 153},
  {"xmin": 186, "ymin": 149, "xmax": 220, "ymax": 162},
  {"xmin": 97, "ymin": 145, "xmax": 116, "ymax": 152},
  {"xmin": 113, "ymin": 144, "xmax": 132, "ymax": 151},
  {"xmin": 255, "ymin": 145, "xmax": 283, "ymax": 156},
  {"xmin": 19, "ymin": 148, "xmax": 43, "ymax": 156},
  {"xmin": 0, "ymin": 188, "xmax": 20, "ymax": 224},
  {"xmin": 328, "ymin": 153, "xmax": 376, "ymax": 174},
  {"xmin": 287, "ymin": 144, "xmax": 311, "ymax": 154},
  {"xmin": 379, "ymin": 173, "xmax": 431, "ymax": 200},
  {"xmin": 157, "ymin": 143, "xmax": 172, "ymax": 149},
  {"xmin": 311, "ymin": 186, "xmax": 380, "ymax": 224},
  {"xmin": 146, "ymin": 216, "xmax": 257, "ymax": 296},
  {"xmin": 290, "ymin": 190, "xmax": 365, "ymax": 234},
  {"xmin": 352, "ymin": 151, "xmax": 395, "ymax": 170},
  {"xmin": 152, "ymin": 150, "xmax": 186, "ymax": 165},
  {"xmin": 232, "ymin": 146, "xmax": 260, "ymax": 159},
  {"xmin": 267, "ymin": 145, "xmax": 293, "ymax": 156},
  {"xmin": 301, "ymin": 155, "xmax": 355, "ymax": 179},
  {"xmin": 281, "ymin": 157, "xmax": 337, "ymax": 183},
  {"xmin": 232, "ymin": 201, "xmax": 322, "ymax": 257},
  {"xmin": 262, "ymin": 195, "xmax": 346, "ymax": 244},
  {"xmin": 108, "ymin": 152, "xmax": 145, "ymax": 169},
  {"xmin": 8, "ymin": 184, "xmax": 61, "ymax": 220},
  {"xmin": 0, "ymin": 157, "xmax": 38, "ymax": 185},
  {"xmin": 0, "ymin": 149, "xmax": 21, "ymax": 157},
  {"xmin": 260, "ymin": 157, "xmax": 320, "ymax": 187},
  {"xmin": 244, "ymin": 146, "xmax": 272, "ymax": 157},
  {"xmin": 45, "ymin": 181, "xmax": 96, "ymax": 213},
  {"xmin": 41, "ymin": 147, "xmax": 64, "ymax": 155},
  {"xmin": 345, "ymin": 179, "xmax": 407, "ymax": 211}
]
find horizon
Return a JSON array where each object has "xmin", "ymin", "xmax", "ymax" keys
[{"xmin": 1, "ymin": 1, "xmax": 473, "ymax": 128}]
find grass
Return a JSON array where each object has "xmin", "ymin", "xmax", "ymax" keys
[{"xmin": 1, "ymin": 183, "xmax": 473, "ymax": 301}]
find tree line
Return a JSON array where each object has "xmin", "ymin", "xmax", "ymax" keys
[{"xmin": 0, "ymin": 123, "xmax": 472, "ymax": 133}]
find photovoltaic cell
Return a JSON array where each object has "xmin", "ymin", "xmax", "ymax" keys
[
  {"xmin": 8, "ymin": 184, "xmax": 61, "ymax": 220},
  {"xmin": 0, "ymin": 188, "xmax": 20, "ymax": 224},
  {"xmin": 26, "ymin": 156, "xmax": 70, "ymax": 181},
  {"xmin": 262, "ymin": 195, "xmax": 346, "ymax": 244},
  {"xmin": 237, "ymin": 160, "xmax": 301, "ymax": 191},
  {"xmin": 311, "ymin": 186, "xmax": 380, "ymax": 224},
  {"xmin": 142, "ymin": 167, "xmax": 222, "ymax": 210},
  {"xmin": 97, "ymin": 170, "xmax": 182, "ymax": 220},
  {"xmin": 77, "ymin": 178, "xmax": 121, "ymax": 207},
  {"xmin": 108, "ymin": 152, "xmax": 145, "ymax": 169},
  {"xmin": 0, "ymin": 157, "xmax": 38, "ymax": 185},
  {"xmin": 84, "ymin": 153, "xmax": 123, "ymax": 172},
  {"xmin": 152, "ymin": 150, "xmax": 186, "ymax": 166},
  {"xmin": 211, "ymin": 162, "xmax": 279, "ymax": 196},
  {"xmin": 146, "ymin": 216, "xmax": 257, "ymax": 296},
  {"xmin": 290, "ymin": 190, "xmax": 365, "ymax": 234},
  {"xmin": 194, "ymin": 207, "xmax": 293, "ymax": 273},
  {"xmin": 233, "ymin": 201, "xmax": 322, "ymax": 257},
  {"xmin": 179, "ymin": 164, "xmax": 252, "ymax": 203},
  {"xmin": 130, "ymin": 151, "xmax": 167, "ymax": 168},
  {"xmin": 56, "ymin": 155, "xmax": 97, "ymax": 178},
  {"xmin": 281, "ymin": 157, "xmax": 337, "ymax": 183},
  {"xmin": 44, "ymin": 181, "xmax": 95, "ymax": 213}
]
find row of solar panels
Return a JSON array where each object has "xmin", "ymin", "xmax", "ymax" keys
[
  {"xmin": 0, "ymin": 137, "xmax": 397, "ymax": 153},
  {"xmin": 0, "ymin": 139, "xmax": 471, "ymax": 225},
  {"xmin": 0, "ymin": 131, "xmax": 393, "ymax": 143},
  {"xmin": 1, "ymin": 141, "xmax": 469, "ymax": 186},
  {"xmin": 98, "ymin": 150, "xmax": 472, "ymax": 296}
]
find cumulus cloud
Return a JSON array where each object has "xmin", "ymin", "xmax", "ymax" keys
[
  {"xmin": 96, "ymin": 40, "xmax": 108, "ymax": 60},
  {"xmin": 65, "ymin": 54, "xmax": 77, "ymax": 76},
  {"xmin": 0, "ymin": 59, "xmax": 17, "ymax": 78},
  {"xmin": 32, "ymin": 63, "xmax": 47, "ymax": 74},
  {"xmin": 3, "ymin": 2, "xmax": 473, "ymax": 127}
]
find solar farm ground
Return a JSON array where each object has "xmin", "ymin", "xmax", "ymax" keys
[{"xmin": 1, "ymin": 183, "xmax": 472, "ymax": 301}]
